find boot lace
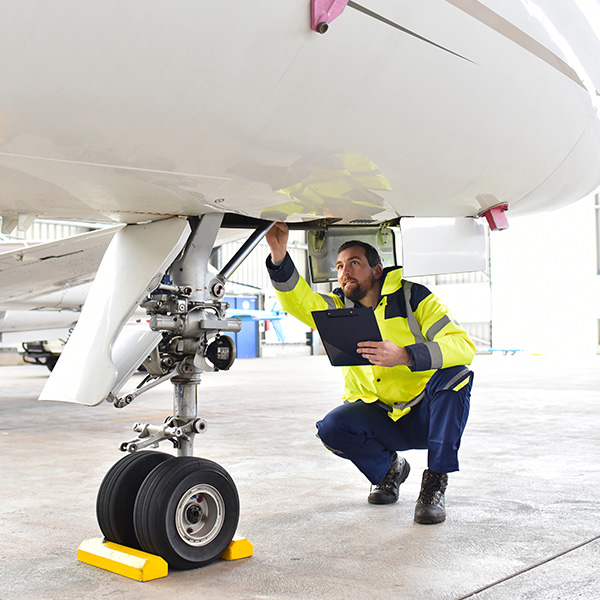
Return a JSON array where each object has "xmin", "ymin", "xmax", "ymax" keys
[
  {"xmin": 418, "ymin": 471, "xmax": 447, "ymax": 505},
  {"xmin": 376, "ymin": 468, "xmax": 398, "ymax": 493}
]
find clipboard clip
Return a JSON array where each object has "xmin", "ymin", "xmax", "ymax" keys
[{"xmin": 328, "ymin": 308, "xmax": 360, "ymax": 317}]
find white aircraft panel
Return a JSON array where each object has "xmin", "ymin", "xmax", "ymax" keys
[{"xmin": 401, "ymin": 218, "xmax": 487, "ymax": 276}]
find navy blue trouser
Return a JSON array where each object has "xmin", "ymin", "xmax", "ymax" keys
[{"xmin": 316, "ymin": 366, "xmax": 473, "ymax": 485}]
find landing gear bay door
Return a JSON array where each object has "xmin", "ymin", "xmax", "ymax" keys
[{"xmin": 39, "ymin": 218, "xmax": 191, "ymax": 406}]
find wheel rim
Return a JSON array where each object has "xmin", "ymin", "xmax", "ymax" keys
[{"xmin": 175, "ymin": 484, "xmax": 225, "ymax": 547}]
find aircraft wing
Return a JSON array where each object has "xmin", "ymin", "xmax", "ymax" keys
[{"xmin": 0, "ymin": 226, "xmax": 123, "ymax": 307}]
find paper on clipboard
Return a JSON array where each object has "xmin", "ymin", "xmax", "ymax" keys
[{"xmin": 311, "ymin": 307, "xmax": 382, "ymax": 366}]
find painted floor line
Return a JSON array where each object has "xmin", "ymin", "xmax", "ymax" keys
[{"xmin": 455, "ymin": 533, "xmax": 600, "ymax": 599}]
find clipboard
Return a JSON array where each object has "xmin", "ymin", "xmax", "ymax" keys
[{"xmin": 311, "ymin": 307, "xmax": 382, "ymax": 366}]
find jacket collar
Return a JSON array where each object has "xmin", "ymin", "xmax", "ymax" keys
[{"xmin": 380, "ymin": 266, "xmax": 404, "ymax": 296}]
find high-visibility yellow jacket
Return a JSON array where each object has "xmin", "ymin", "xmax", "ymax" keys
[{"xmin": 267, "ymin": 254, "xmax": 476, "ymax": 421}]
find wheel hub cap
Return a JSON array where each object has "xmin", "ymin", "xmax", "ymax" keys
[{"xmin": 176, "ymin": 484, "xmax": 225, "ymax": 546}]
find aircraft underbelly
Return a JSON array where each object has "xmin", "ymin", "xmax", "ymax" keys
[{"xmin": 0, "ymin": 0, "xmax": 598, "ymax": 225}]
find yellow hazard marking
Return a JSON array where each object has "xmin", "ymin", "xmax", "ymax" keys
[
  {"xmin": 77, "ymin": 538, "xmax": 168, "ymax": 582},
  {"xmin": 221, "ymin": 537, "xmax": 254, "ymax": 561},
  {"xmin": 452, "ymin": 375, "xmax": 470, "ymax": 392}
]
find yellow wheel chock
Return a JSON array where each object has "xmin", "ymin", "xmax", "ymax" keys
[{"xmin": 77, "ymin": 536, "xmax": 253, "ymax": 582}]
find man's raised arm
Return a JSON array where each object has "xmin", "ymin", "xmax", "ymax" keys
[{"xmin": 265, "ymin": 222, "xmax": 289, "ymax": 264}]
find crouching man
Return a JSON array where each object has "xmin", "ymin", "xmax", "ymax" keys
[{"xmin": 266, "ymin": 223, "xmax": 475, "ymax": 524}]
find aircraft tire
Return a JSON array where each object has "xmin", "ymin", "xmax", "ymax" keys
[
  {"xmin": 96, "ymin": 451, "xmax": 175, "ymax": 549},
  {"xmin": 133, "ymin": 456, "xmax": 239, "ymax": 570}
]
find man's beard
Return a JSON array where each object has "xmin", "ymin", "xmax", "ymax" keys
[{"xmin": 343, "ymin": 278, "xmax": 370, "ymax": 303}]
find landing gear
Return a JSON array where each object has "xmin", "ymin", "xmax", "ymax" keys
[{"xmin": 95, "ymin": 215, "xmax": 273, "ymax": 569}]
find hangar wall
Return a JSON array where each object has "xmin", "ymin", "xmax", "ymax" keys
[{"xmin": 489, "ymin": 193, "xmax": 600, "ymax": 356}]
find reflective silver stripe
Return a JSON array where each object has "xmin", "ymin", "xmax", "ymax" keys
[
  {"xmin": 426, "ymin": 315, "xmax": 451, "ymax": 341},
  {"xmin": 442, "ymin": 367, "xmax": 471, "ymax": 391},
  {"xmin": 374, "ymin": 395, "xmax": 424, "ymax": 413},
  {"xmin": 344, "ymin": 295, "xmax": 354, "ymax": 308},
  {"xmin": 271, "ymin": 268, "xmax": 300, "ymax": 293},
  {"xmin": 403, "ymin": 282, "xmax": 426, "ymax": 343},
  {"xmin": 391, "ymin": 389, "xmax": 426, "ymax": 413},
  {"xmin": 424, "ymin": 341, "xmax": 444, "ymax": 369},
  {"xmin": 317, "ymin": 293, "xmax": 338, "ymax": 309}
]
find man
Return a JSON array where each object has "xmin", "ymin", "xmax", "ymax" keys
[{"xmin": 265, "ymin": 222, "xmax": 475, "ymax": 524}]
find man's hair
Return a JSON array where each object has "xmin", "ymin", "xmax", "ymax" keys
[{"xmin": 337, "ymin": 240, "xmax": 382, "ymax": 268}]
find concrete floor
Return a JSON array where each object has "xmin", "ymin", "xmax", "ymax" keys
[{"xmin": 0, "ymin": 353, "xmax": 599, "ymax": 600}]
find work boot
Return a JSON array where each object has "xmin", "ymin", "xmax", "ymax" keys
[
  {"xmin": 368, "ymin": 453, "xmax": 411, "ymax": 505},
  {"xmin": 414, "ymin": 469, "xmax": 448, "ymax": 524}
]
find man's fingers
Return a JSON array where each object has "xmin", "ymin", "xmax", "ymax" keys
[
  {"xmin": 357, "ymin": 345, "xmax": 379, "ymax": 354},
  {"xmin": 357, "ymin": 341, "xmax": 381, "ymax": 348}
]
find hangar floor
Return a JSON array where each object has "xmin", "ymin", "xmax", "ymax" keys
[{"xmin": 1, "ymin": 354, "xmax": 599, "ymax": 600}]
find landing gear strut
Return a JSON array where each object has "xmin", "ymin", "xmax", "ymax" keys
[{"xmin": 95, "ymin": 215, "xmax": 273, "ymax": 569}]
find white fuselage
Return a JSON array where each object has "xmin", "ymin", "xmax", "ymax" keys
[{"xmin": 0, "ymin": 0, "xmax": 599, "ymax": 226}]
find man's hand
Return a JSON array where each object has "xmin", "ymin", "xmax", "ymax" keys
[
  {"xmin": 265, "ymin": 222, "xmax": 289, "ymax": 263},
  {"xmin": 357, "ymin": 340, "xmax": 411, "ymax": 367}
]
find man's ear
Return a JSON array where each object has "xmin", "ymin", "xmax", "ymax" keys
[{"xmin": 373, "ymin": 264, "xmax": 383, "ymax": 280}]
